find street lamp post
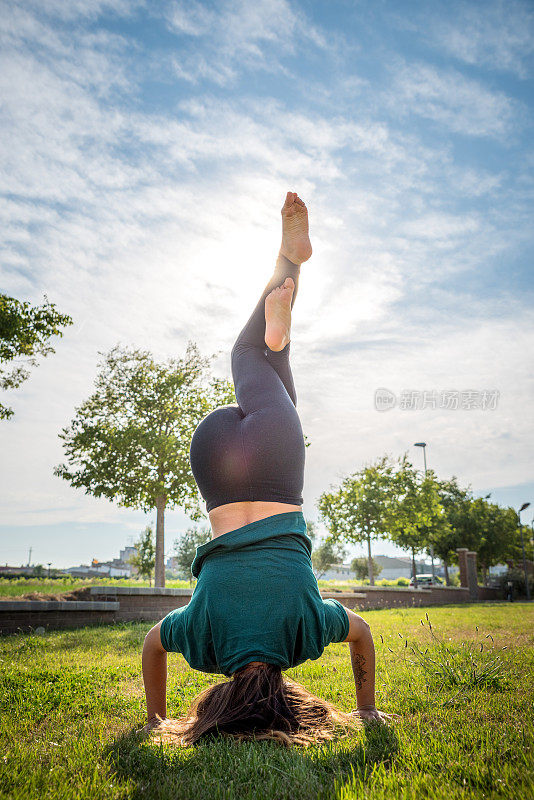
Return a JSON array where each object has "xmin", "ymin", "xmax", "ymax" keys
[
  {"xmin": 414, "ymin": 442, "xmax": 435, "ymax": 580},
  {"xmin": 518, "ymin": 503, "xmax": 531, "ymax": 602}
]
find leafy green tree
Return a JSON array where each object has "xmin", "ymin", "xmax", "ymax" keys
[
  {"xmin": 173, "ymin": 526, "xmax": 212, "ymax": 584},
  {"xmin": 0, "ymin": 294, "xmax": 72, "ymax": 420},
  {"xmin": 350, "ymin": 556, "xmax": 382, "ymax": 582},
  {"xmin": 470, "ymin": 498, "xmax": 519, "ymax": 584},
  {"xmin": 389, "ymin": 459, "xmax": 446, "ymax": 587},
  {"xmin": 311, "ymin": 538, "xmax": 347, "ymax": 580},
  {"xmin": 305, "ymin": 520, "xmax": 318, "ymax": 546},
  {"xmin": 317, "ymin": 455, "xmax": 397, "ymax": 585},
  {"xmin": 428, "ymin": 476, "xmax": 472, "ymax": 584},
  {"xmin": 55, "ymin": 342, "xmax": 235, "ymax": 587},
  {"xmin": 129, "ymin": 525, "xmax": 156, "ymax": 585},
  {"xmin": 428, "ymin": 477, "xmax": 525, "ymax": 585}
]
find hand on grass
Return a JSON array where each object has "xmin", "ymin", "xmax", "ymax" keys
[
  {"xmin": 352, "ymin": 706, "xmax": 399, "ymax": 724},
  {"xmin": 137, "ymin": 715, "xmax": 166, "ymax": 734}
]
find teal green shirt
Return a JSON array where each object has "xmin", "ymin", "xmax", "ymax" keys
[{"xmin": 159, "ymin": 511, "xmax": 349, "ymax": 676}]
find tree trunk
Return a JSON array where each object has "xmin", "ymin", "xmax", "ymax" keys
[
  {"xmin": 482, "ymin": 564, "xmax": 488, "ymax": 586},
  {"xmin": 367, "ymin": 534, "xmax": 374, "ymax": 586},
  {"xmin": 412, "ymin": 548, "xmax": 417, "ymax": 588},
  {"xmin": 443, "ymin": 559, "xmax": 450, "ymax": 586},
  {"xmin": 155, "ymin": 495, "xmax": 166, "ymax": 588}
]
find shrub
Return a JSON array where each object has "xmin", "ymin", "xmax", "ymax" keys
[{"xmin": 497, "ymin": 569, "xmax": 534, "ymax": 600}]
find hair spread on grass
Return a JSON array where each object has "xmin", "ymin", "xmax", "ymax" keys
[{"xmin": 150, "ymin": 663, "xmax": 360, "ymax": 747}]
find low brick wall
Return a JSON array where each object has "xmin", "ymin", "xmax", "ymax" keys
[
  {"xmin": 323, "ymin": 584, "xmax": 502, "ymax": 611},
  {"xmin": 89, "ymin": 587, "xmax": 192, "ymax": 622},
  {"xmin": 0, "ymin": 600, "xmax": 119, "ymax": 634},
  {"xmin": 0, "ymin": 583, "xmax": 503, "ymax": 635}
]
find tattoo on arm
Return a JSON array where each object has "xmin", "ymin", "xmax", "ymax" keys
[{"xmin": 352, "ymin": 653, "xmax": 367, "ymax": 690}]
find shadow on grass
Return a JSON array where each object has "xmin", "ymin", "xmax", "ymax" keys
[{"xmin": 105, "ymin": 721, "xmax": 399, "ymax": 800}]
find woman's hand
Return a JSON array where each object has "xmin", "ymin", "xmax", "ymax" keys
[
  {"xmin": 136, "ymin": 715, "xmax": 166, "ymax": 735},
  {"xmin": 352, "ymin": 706, "xmax": 399, "ymax": 724}
]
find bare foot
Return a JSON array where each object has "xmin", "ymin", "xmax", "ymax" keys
[
  {"xmin": 265, "ymin": 277, "xmax": 294, "ymax": 351},
  {"xmin": 280, "ymin": 191, "xmax": 312, "ymax": 265}
]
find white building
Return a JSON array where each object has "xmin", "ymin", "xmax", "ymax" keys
[{"xmin": 318, "ymin": 554, "xmax": 458, "ymax": 581}]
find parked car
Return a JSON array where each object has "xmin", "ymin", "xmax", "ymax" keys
[{"xmin": 409, "ymin": 573, "xmax": 444, "ymax": 587}]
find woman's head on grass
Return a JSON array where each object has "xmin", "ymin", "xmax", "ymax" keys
[{"xmin": 152, "ymin": 662, "xmax": 360, "ymax": 747}]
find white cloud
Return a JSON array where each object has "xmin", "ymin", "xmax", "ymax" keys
[
  {"xmin": 389, "ymin": 61, "xmax": 520, "ymax": 139},
  {"xmin": 15, "ymin": 0, "xmax": 143, "ymax": 22},
  {"xmin": 166, "ymin": 0, "xmax": 327, "ymax": 86},
  {"xmin": 432, "ymin": 0, "xmax": 534, "ymax": 78}
]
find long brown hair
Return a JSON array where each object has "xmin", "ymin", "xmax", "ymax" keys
[{"xmin": 151, "ymin": 663, "xmax": 360, "ymax": 747}]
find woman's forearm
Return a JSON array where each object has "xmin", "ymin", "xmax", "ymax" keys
[
  {"xmin": 142, "ymin": 633, "xmax": 168, "ymax": 721},
  {"xmin": 349, "ymin": 627, "xmax": 376, "ymax": 709}
]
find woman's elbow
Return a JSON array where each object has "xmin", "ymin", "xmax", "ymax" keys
[
  {"xmin": 143, "ymin": 621, "xmax": 165, "ymax": 654},
  {"xmin": 344, "ymin": 609, "xmax": 371, "ymax": 643}
]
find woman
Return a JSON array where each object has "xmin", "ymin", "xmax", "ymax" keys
[{"xmin": 142, "ymin": 192, "xmax": 395, "ymax": 746}]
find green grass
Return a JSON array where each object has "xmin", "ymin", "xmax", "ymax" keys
[
  {"xmin": 1, "ymin": 604, "xmax": 532, "ymax": 799},
  {"xmin": 0, "ymin": 575, "xmax": 457, "ymax": 599},
  {"xmin": 0, "ymin": 576, "xmax": 193, "ymax": 598}
]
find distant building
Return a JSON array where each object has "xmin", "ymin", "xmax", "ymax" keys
[
  {"xmin": 319, "ymin": 554, "xmax": 459, "ymax": 582},
  {"xmin": 166, "ymin": 556, "xmax": 179, "ymax": 571},
  {"xmin": 319, "ymin": 562, "xmax": 353, "ymax": 580},
  {"xmin": 120, "ymin": 546, "xmax": 137, "ymax": 565},
  {"xmin": 66, "ymin": 557, "xmax": 133, "ymax": 578},
  {"xmin": 0, "ymin": 565, "xmax": 34, "ymax": 576},
  {"xmin": 90, "ymin": 558, "xmax": 132, "ymax": 577},
  {"xmin": 375, "ymin": 556, "xmax": 415, "ymax": 580},
  {"xmin": 66, "ymin": 543, "xmax": 138, "ymax": 578}
]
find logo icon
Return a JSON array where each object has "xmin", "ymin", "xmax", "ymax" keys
[{"xmin": 374, "ymin": 388, "xmax": 396, "ymax": 412}]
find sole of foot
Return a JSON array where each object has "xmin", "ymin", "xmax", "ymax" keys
[
  {"xmin": 265, "ymin": 277, "xmax": 294, "ymax": 351},
  {"xmin": 280, "ymin": 191, "xmax": 312, "ymax": 265}
]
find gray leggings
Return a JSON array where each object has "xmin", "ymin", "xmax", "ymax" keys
[{"xmin": 189, "ymin": 253, "xmax": 306, "ymax": 513}]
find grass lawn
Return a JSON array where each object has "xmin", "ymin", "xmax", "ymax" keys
[
  {"xmin": 0, "ymin": 577, "xmax": 193, "ymax": 599},
  {"xmin": 1, "ymin": 603, "xmax": 532, "ymax": 800},
  {"xmin": 0, "ymin": 575, "xmax": 451, "ymax": 599}
]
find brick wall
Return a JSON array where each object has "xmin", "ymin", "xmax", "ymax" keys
[
  {"xmin": 0, "ymin": 600, "xmax": 119, "ymax": 634},
  {"xmin": 0, "ymin": 583, "xmax": 503, "ymax": 635},
  {"xmin": 322, "ymin": 584, "xmax": 501, "ymax": 611},
  {"xmin": 90, "ymin": 587, "xmax": 191, "ymax": 622}
]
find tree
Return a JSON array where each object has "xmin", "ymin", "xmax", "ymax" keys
[
  {"xmin": 350, "ymin": 556, "xmax": 382, "ymax": 582},
  {"xmin": 317, "ymin": 455, "xmax": 398, "ymax": 585},
  {"xmin": 55, "ymin": 342, "xmax": 235, "ymax": 587},
  {"xmin": 0, "ymin": 294, "xmax": 72, "ymax": 420},
  {"xmin": 388, "ymin": 459, "xmax": 446, "ymax": 587},
  {"xmin": 428, "ymin": 478, "xmax": 525, "ymax": 585},
  {"xmin": 311, "ymin": 537, "xmax": 347, "ymax": 580},
  {"xmin": 129, "ymin": 525, "xmax": 156, "ymax": 585},
  {"xmin": 173, "ymin": 526, "xmax": 212, "ymax": 584},
  {"xmin": 428, "ymin": 476, "xmax": 471, "ymax": 584},
  {"xmin": 305, "ymin": 520, "xmax": 318, "ymax": 546},
  {"xmin": 470, "ymin": 498, "xmax": 519, "ymax": 584}
]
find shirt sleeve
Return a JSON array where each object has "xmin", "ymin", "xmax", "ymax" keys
[
  {"xmin": 159, "ymin": 607, "xmax": 186, "ymax": 653},
  {"xmin": 322, "ymin": 598, "xmax": 349, "ymax": 644}
]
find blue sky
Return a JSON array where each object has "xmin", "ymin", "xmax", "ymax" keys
[{"xmin": 1, "ymin": 0, "xmax": 533, "ymax": 568}]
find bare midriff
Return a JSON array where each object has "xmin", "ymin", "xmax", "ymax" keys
[{"xmin": 208, "ymin": 500, "xmax": 302, "ymax": 539}]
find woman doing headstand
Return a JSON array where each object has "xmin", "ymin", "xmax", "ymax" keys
[{"xmin": 142, "ymin": 192, "xmax": 394, "ymax": 746}]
